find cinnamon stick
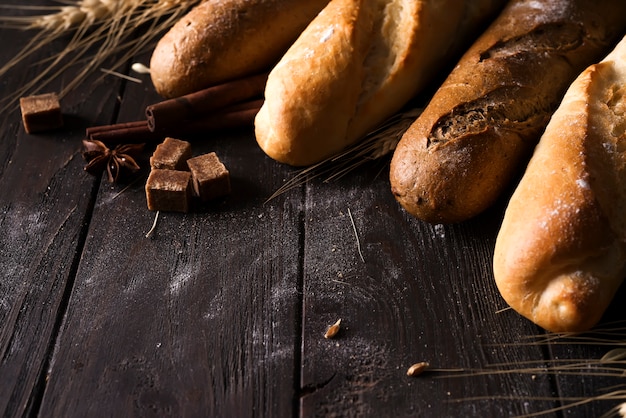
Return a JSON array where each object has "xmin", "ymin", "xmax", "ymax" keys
[
  {"xmin": 145, "ymin": 72, "xmax": 268, "ymax": 133},
  {"xmin": 87, "ymin": 120, "xmax": 161, "ymax": 144},
  {"xmin": 86, "ymin": 120, "xmax": 147, "ymax": 136},
  {"xmin": 180, "ymin": 99, "xmax": 263, "ymax": 134},
  {"xmin": 87, "ymin": 99, "xmax": 263, "ymax": 145}
]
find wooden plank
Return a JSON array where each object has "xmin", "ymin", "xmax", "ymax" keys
[
  {"xmin": 298, "ymin": 159, "xmax": 626, "ymax": 417},
  {"xmin": 38, "ymin": 51, "xmax": 303, "ymax": 416},
  {"xmin": 2, "ymin": 2, "xmax": 625, "ymax": 416},
  {"xmin": 547, "ymin": 287, "xmax": 626, "ymax": 417},
  {"xmin": 0, "ymin": 10, "xmax": 125, "ymax": 417},
  {"xmin": 298, "ymin": 161, "xmax": 561, "ymax": 416}
]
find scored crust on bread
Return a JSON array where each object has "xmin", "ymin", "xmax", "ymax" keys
[
  {"xmin": 150, "ymin": 0, "xmax": 329, "ymax": 98},
  {"xmin": 493, "ymin": 34, "xmax": 626, "ymax": 333},
  {"xmin": 255, "ymin": 0, "xmax": 506, "ymax": 166},
  {"xmin": 389, "ymin": 0, "xmax": 626, "ymax": 224}
]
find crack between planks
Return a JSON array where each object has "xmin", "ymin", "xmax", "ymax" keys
[
  {"xmin": 1, "ymin": 203, "xmax": 77, "ymax": 367},
  {"xmin": 23, "ymin": 62, "xmax": 134, "ymax": 414},
  {"xmin": 543, "ymin": 332, "xmax": 568, "ymax": 418},
  {"xmin": 293, "ymin": 183, "xmax": 307, "ymax": 418},
  {"xmin": 2, "ymin": 37, "xmax": 134, "ymax": 416},
  {"xmin": 25, "ymin": 177, "xmax": 101, "ymax": 418}
]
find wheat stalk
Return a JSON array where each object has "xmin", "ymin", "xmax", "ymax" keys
[
  {"xmin": 266, "ymin": 107, "xmax": 423, "ymax": 201},
  {"xmin": 432, "ymin": 321, "xmax": 626, "ymax": 417},
  {"xmin": 0, "ymin": 0, "xmax": 201, "ymax": 112}
]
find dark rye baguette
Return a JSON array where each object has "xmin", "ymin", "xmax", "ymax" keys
[
  {"xmin": 389, "ymin": 0, "xmax": 626, "ymax": 224},
  {"xmin": 493, "ymin": 35, "xmax": 626, "ymax": 332}
]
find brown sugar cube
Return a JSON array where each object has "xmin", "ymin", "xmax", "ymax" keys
[
  {"xmin": 19, "ymin": 93, "xmax": 63, "ymax": 134},
  {"xmin": 145, "ymin": 169, "xmax": 192, "ymax": 212},
  {"xmin": 186, "ymin": 152, "xmax": 231, "ymax": 201},
  {"xmin": 149, "ymin": 137, "xmax": 192, "ymax": 170}
]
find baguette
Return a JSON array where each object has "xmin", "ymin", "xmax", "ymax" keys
[
  {"xmin": 149, "ymin": 0, "xmax": 329, "ymax": 98},
  {"xmin": 389, "ymin": 0, "xmax": 626, "ymax": 224},
  {"xmin": 493, "ymin": 35, "xmax": 626, "ymax": 333},
  {"xmin": 254, "ymin": 0, "xmax": 506, "ymax": 167}
]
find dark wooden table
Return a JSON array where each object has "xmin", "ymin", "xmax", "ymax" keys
[{"xmin": 1, "ymin": 2, "xmax": 626, "ymax": 417}]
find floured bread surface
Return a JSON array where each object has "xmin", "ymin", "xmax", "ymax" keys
[
  {"xmin": 255, "ymin": 0, "xmax": 375, "ymax": 166},
  {"xmin": 255, "ymin": 0, "xmax": 505, "ymax": 166},
  {"xmin": 389, "ymin": 0, "xmax": 626, "ymax": 224},
  {"xmin": 493, "ymin": 35, "xmax": 626, "ymax": 332}
]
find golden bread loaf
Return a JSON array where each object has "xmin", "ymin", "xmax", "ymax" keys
[
  {"xmin": 255, "ymin": 0, "xmax": 506, "ymax": 166},
  {"xmin": 150, "ymin": 0, "xmax": 329, "ymax": 98},
  {"xmin": 389, "ymin": 0, "xmax": 626, "ymax": 224},
  {"xmin": 493, "ymin": 35, "xmax": 626, "ymax": 333}
]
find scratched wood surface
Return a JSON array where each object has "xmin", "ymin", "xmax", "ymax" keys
[{"xmin": 1, "ymin": 2, "xmax": 626, "ymax": 417}]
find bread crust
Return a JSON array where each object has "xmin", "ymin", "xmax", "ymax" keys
[
  {"xmin": 255, "ymin": 0, "xmax": 506, "ymax": 166},
  {"xmin": 493, "ymin": 35, "xmax": 626, "ymax": 333},
  {"xmin": 390, "ymin": 0, "xmax": 626, "ymax": 224},
  {"xmin": 149, "ymin": 0, "xmax": 329, "ymax": 98}
]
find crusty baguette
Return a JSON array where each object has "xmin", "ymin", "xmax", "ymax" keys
[
  {"xmin": 493, "ymin": 35, "xmax": 626, "ymax": 333},
  {"xmin": 255, "ymin": 0, "xmax": 506, "ymax": 167},
  {"xmin": 149, "ymin": 0, "xmax": 329, "ymax": 98},
  {"xmin": 389, "ymin": 0, "xmax": 626, "ymax": 224}
]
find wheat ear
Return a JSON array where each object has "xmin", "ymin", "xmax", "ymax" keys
[
  {"xmin": 0, "ymin": 0, "xmax": 201, "ymax": 112},
  {"xmin": 267, "ymin": 107, "xmax": 423, "ymax": 201}
]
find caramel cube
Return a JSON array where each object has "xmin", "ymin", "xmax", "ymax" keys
[
  {"xmin": 19, "ymin": 93, "xmax": 63, "ymax": 134},
  {"xmin": 149, "ymin": 137, "xmax": 192, "ymax": 170},
  {"xmin": 145, "ymin": 169, "xmax": 192, "ymax": 212},
  {"xmin": 187, "ymin": 152, "xmax": 231, "ymax": 201}
]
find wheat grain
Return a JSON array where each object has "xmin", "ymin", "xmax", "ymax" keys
[
  {"xmin": 599, "ymin": 402, "xmax": 626, "ymax": 418},
  {"xmin": 0, "ymin": 1, "xmax": 116, "ymax": 32},
  {"xmin": 131, "ymin": 62, "xmax": 150, "ymax": 74},
  {"xmin": 366, "ymin": 108, "xmax": 422, "ymax": 159},
  {"xmin": 406, "ymin": 362, "xmax": 430, "ymax": 377},
  {"xmin": 1, "ymin": 1, "xmax": 199, "ymax": 32},
  {"xmin": 324, "ymin": 319, "xmax": 341, "ymax": 339}
]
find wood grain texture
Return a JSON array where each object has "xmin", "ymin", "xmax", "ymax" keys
[
  {"xmin": 547, "ymin": 288, "xmax": 626, "ymax": 418},
  {"xmin": 0, "ymin": 15, "xmax": 123, "ymax": 416},
  {"xmin": 0, "ymin": 2, "xmax": 625, "ymax": 418},
  {"xmin": 298, "ymin": 164, "xmax": 561, "ymax": 417},
  {"xmin": 37, "ymin": 53, "xmax": 304, "ymax": 417}
]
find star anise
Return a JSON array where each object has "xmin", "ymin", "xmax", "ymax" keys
[{"xmin": 82, "ymin": 139, "xmax": 145, "ymax": 182}]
